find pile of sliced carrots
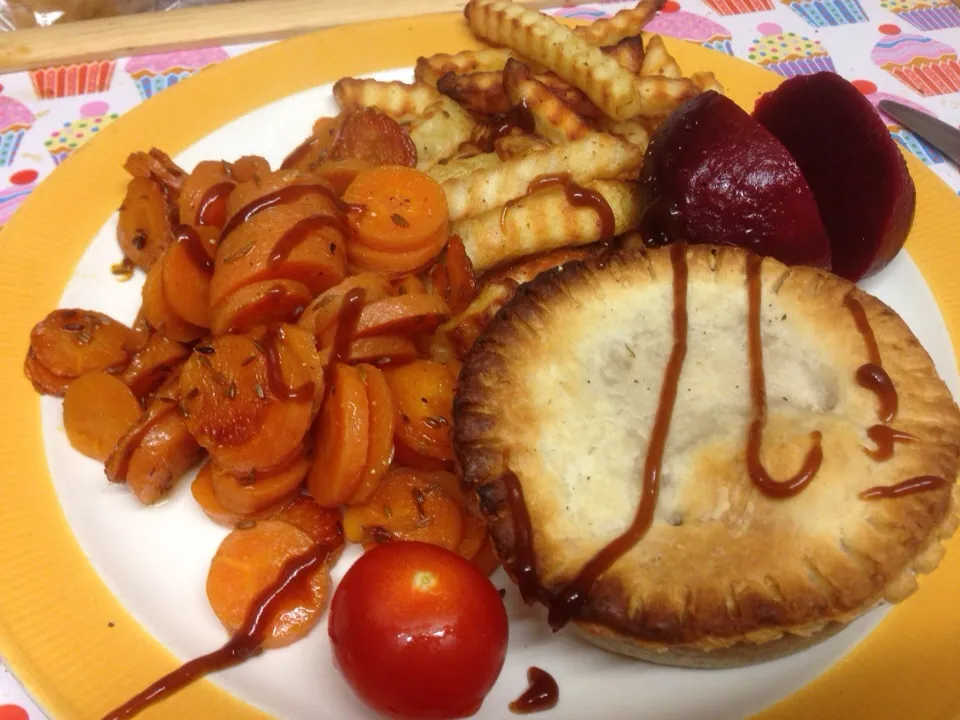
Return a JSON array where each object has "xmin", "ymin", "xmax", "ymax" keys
[{"xmin": 23, "ymin": 110, "xmax": 554, "ymax": 645}]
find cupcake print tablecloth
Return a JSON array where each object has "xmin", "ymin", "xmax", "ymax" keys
[{"xmin": 2, "ymin": 0, "xmax": 960, "ymax": 716}]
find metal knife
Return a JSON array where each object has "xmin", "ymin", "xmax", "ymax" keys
[{"xmin": 878, "ymin": 99, "xmax": 960, "ymax": 167}]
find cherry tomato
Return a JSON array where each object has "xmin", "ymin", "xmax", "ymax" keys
[{"xmin": 328, "ymin": 541, "xmax": 508, "ymax": 719}]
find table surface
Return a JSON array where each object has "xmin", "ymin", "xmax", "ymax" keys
[{"xmin": 2, "ymin": 0, "xmax": 959, "ymax": 717}]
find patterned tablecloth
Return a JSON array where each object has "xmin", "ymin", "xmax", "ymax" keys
[{"xmin": 2, "ymin": 0, "xmax": 960, "ymax": 715}]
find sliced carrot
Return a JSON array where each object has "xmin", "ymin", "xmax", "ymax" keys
[
  {"xmin": 316, "ymin": 335, "xmax": 419, "ymax": 368},
  {"xmin": 329, "ymin": 110, "xmax": 417, "ymax": 167},
  {"xmin": 343, "ymin": 166, "xmax": 447, "ymax": 253},
  {"xmin": 317, "ymin": 293, "xmax": 452, "ymax": 347},
  {"xmin": 346, "ymin": 233, "xmax": 446, "ymax": 275},
  {"xmin": 353, "ymin": 293, "xmax": 451, "ymax": 339},
  {"xmin": 384, "ymin": 360, "xmax": 455, "ymax": 461},
  {"xmin": 111, "ymin": 407, "xmax": 203, "ymax": 505},
  {"xmin": 162, "ymin": 225, "xmax": 218, "ymax": 328},
  {"xmin": 179, "ymin": 334, "xmax": 312, "ymax": 475},
  {"xmin": 347, "ymin": 365, "xmax": 396, "ymax": 505},
  {"xmin": 298, "ymin": 272, "xmax": 393, "ymax": 341},
  {"xmin": 129, "ymin": 309, "xmax": 152, "ymax": 354},
  {"xmin": 394, "ymin": 274, "xmax": 427, "ymax": 296},
  {"xmin": 211, "ymin": 174, "xmax": 347, "ymax": 306},
  {"xmin": 415, "ymin": 470, "xmax": 467, "ymax": 510},
  {"xmin": 309, "ymin": 158, "xmax": 370, "ymax": 196},
  {"xmin": 117, "ymin": 176, "xmax": 174, "ymax": 270},
  {"xmin": 470, "ymin": 534, "xmax": 501, "ymax": 576},
  {"xmin": 124, "ymin": 148, "xmax": 185, "ymax": 194},
  {"xmin": 63, "ymin": 371, "xmax": 141, "ymax": 461},
  {"xmin": 209, "ymin": 278, "xmax": 313, "ymax": 336},
  {"xmin": 458, "ymin": 515, "xmax": 489, "ymax": 563},
  {"xmin": 191, "ymin": 461, "xmax": 296, "ymax": 528},
  {"xmin": 120, "ymin": 332, "xmax": 190, "ymax": 402},
  {"xmin": 179, "ymin": 160, "xmax": 235, "ymax": 228},
  {"xmin": 307, "ymin": 363, "xmax": 370, "ymax": 507},
  {"xmin": 23, "ymin": 348, "xmax": 72, "ymax": 396},
  {"xmin": 281, "ymin": 117, "xmax": 342, "ymax": 173},
  {"xmin": 211, "ymin": 451, "xmax": 310, "ymax": 514},
  {"xmin": 393, "ymin": 438, "xmax": 455, "ymax": 472},
  {"xmin": 276, "ymin": 496, "xmax": 345, "ymax": 550},
  {"xmin": 30, "ymin": 309, "xmax": 133, "ymax": 379},
  {"xmin": 274, "ymin": 323, "xmax": 325, "ymax": 412},
  {"xmin": 444, "ymin": 234, "xmax": 478, "ymax": 314},
  {"xmin": 342, "ymin": 468, "xmax": 464, "ymax": 552},
  {"xmin": 228, "ymin": 155, "xmax": 271, "ymax": 184},
  {"xmin": 142, "ymin": 257, "xmax": 205, "ymax": 343},
  {"xmin": 206, "ymin": 520, "xmax": 331, "ymax": 649}
]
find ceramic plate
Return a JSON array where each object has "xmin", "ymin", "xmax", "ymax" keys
[{"xmin": 2, "ymin": 13, "xmax": 960, "ymax": 720}]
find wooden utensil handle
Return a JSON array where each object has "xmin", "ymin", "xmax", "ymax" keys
[{"xmin": 0, "ymin": 0, "xmax": 590, "ymax": 73}]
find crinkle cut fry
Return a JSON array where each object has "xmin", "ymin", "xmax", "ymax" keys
[
  {"xmin": 442, "ymin": 132, "xmax": 643, "ymax": 221},
  {"xmin": 333, "ymin": 77, "xmax": 441, "ymax": 120},
  {"xmin": 573, "ymin": 0, "xmax": 665, "ymax": 45},
  {"xmin": 503, "ymin": 59, "xmax": 594, "ymax": 143},
  {"xmin": 407, "ymin": 95, "xmax": 477, "ymax": 168},
  {"xmin": 453, "ymin": 179, "xmax": 641, "ymax": 272},
  {"xmin": 640, "ymin": 34, "xmax": 683, "ymax": 79},
  {"xmin": 464, "ymin": 0, "xmax": 645, "ymax": 121}
]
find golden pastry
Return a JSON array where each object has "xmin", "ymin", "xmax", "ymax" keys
[{"xmin": 454, "ymin": 244, "xmax": 960, "ymax": 667}]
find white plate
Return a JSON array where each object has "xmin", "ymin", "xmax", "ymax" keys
[{"xmin": 40, "ymin": 67, "xmax": 960, "ymax": 720}]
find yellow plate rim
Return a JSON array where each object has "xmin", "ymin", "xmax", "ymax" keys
[{"xmin": 1, "ymin": 12, "xmax": 959, "ymax": 720}]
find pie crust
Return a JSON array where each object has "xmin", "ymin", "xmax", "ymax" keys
[{"xmin": 454, "ymin": 244, "xmax": 960, "ymax": 666}]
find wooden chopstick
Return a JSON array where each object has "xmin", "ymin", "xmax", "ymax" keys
[{"xmin": 0, "ymin": 0, "xmax": 593, "ymax": 73}]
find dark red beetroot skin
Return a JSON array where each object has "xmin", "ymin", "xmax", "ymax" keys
[
  {"xmin": 754, "ymin": 72, "xmax": 916, "ymax": 282},
  {"xmin": 638, "ymin": 90, "xmax": 832, "ymax": 269}
]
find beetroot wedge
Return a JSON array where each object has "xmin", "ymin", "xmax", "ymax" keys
[
  {"xmin": 638, "ymin": 91, "xmax": 831, "ymax": 269},
  {"xmin": 754, "ymin": 72, "xmax": 915, "ymax": 282}
]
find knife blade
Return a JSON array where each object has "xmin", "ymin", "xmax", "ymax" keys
[{"xmin": 878, "ymin": 99, "xmax": 960, "ymax": 167}]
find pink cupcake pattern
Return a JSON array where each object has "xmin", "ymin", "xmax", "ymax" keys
[
  {"xmin": 0, "ymin": 95, "xmax": 35, "ymax": 168},
  {"xmin": 124, "ymin": 47, "xmax": 229, "ymax": 100},
  {"xmin": 44, "ymin": 101, "xmax": 120, "ymax": 166},
  {"xmin": 872, "ymin": 27, "xmax": 960, "ymax": 96},
  {"xmin": 852, "ymin": 79, "xmax": 944, "ymax": 164},
  {"xmin": 748, "ymin": 23, "xmax": 836, "ymax": 77},
  {"xmin": 0, "ymin": 169, "xmax": 38, "ymax": 227},
  {"xmin": 646, "ymin": 2, "xmax": 734, "ymax": 55}
]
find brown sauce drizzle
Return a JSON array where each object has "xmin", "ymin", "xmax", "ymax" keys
[
  {"xmin": 268, "ymin": 214, "xmax": 349, "ymax": 268},
  {"xmin": 509, "ymin": 667, "xmax": 559, "ymax": 715},
  {"xmin": 478, "ymin": 100, "xmax": 535, "ymax": 152},
  {"xmin": 856, "ymin": 363, "xmax": 898, "ymax": 425},
  {"xmin": 196, "ymin": 181, "xmax": 235, "ymax": 227},
  {"xmin": 546, "ymin": 242, "xmax": 689, "ymax": 631},
  {"xmin": 500, "ymin": 172, "xmax": 615, "ymax": 241},
  {"xmin": 501, "ymin": 469, "xmax": 544, "ymax": 606},
  {"xmin": 320, "ymin": 287, "xmax": 367, "ymax": 405},
  {"xmin": 111, "ymin": 402, "xmax": 177, "ymax": 482},
  {"xmin": 280, "ymin": 135, "xmax": 323, "ymax": 171},
  {"xmin": 843, "ymin": 293, "xmax": 898, "ymax": 423},
  {"xmin": 260, "ymin": 325, "xmax": 314, "ymax": 401},
  {"xmin": 864, "ymin": 424, "xmax": 916, "ymax": 462},
  {"xmin": 101, "ymin": 542, "xmax": 334, "ymax": 720},
  {"xmin": 859, "ymin": 475, "xmax": 948, "ymax": 500},
  {"xmin": 745, "ymin": 253, "xmax": 823, "ymax": 499},
  {"xmin": 219, "ymin": 183, "xmax": 343, "ymax": 243},
  {"xmin": 173, "ymin": 225, "xmax": 213, "ymax": 274}
]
